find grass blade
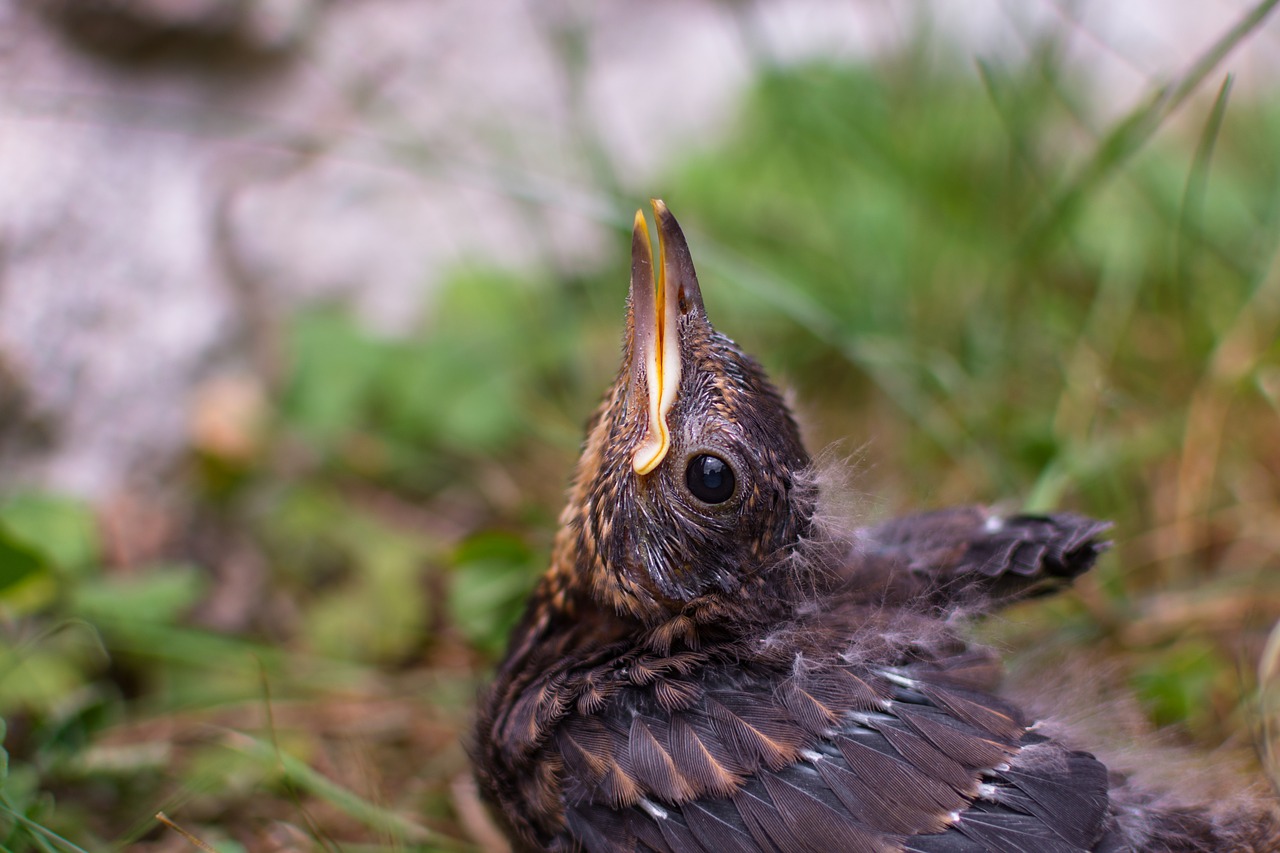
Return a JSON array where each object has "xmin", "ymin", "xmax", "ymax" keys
[{"xmin": 1020, "ymin": 0, "xmax": 1280, "ymax": 255}]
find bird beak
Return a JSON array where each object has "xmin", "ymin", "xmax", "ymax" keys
[{"xmin": 630, "ymin": 199, "xmax": 706, "ymax": 475}]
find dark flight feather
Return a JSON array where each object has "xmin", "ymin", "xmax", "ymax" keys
[
  {"xmin": 683, "ymin": 797, "xmax": 763, "ymax": 853},
  {"xmin": 902, "ymin": 832, "xmax": 990, "ymax": 853},
  {"xmin": 650, "ymin": 809, "xmax": 703, "ymax": 853},
  {"xmin": 810, "ymin": 752, "xmax": 935, "ymax": 835},
  {"xmin": 668, "ymin": 714, "xmax": 746, "ymax": 798},
  {"xmin": 897, "ymin": 705, "xmax": 1018, "ymax": 769},
  {"xmin": 996, "ymin": 757, "xmax": 1110, "ymax": 847},
  {"xmin": 565, "ymin": 805, "xmax": 633, "ymax": 853},
  {"xmin": 915, "ymin": 682, "xmax": 1027, "ymax": 742},
  {"xmin": 628, "ymin": 716, "xmax": 696, "ymax": 803},
  {"xmin": 853, "ymin": 509, "xmax": 1112, "ymax": 612},
  {"xmin": 835, "ymin": 734, "xmax": 968, "ymax": 827},
  {"xmin": 951, "ymin": 806, "xmax": 1087, "ymax": 853},
  {"xmin": 704, "ymin": 694, "xmax": 808, "ymax": 773},
  {"xmin": 733, "ymin": 782, "xmax": 808, "ymax": 852},
  {"xmin": 871, "ymin": 719, "xmax": 974, "ymax": 793},
  {"xmin": 758, "ymin": 769, "xmax": 887, "ymax": 852}
]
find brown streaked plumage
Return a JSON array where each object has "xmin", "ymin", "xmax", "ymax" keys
[{"xmin": 472, "ymin": 201, "xmax": 1279, "ymax": 852}]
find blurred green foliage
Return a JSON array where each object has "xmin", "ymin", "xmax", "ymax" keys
[
  {"xmin": 281, "ymin": 266, "xmax": 612, "ymax": 491},
  {"xmin": 2, "ymin": 17, "xmax": 1280, "ymax": 850}
]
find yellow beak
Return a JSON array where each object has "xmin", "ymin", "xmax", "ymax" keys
[{"xmin": 630, "ymin": 199, "xmax": 703, "ymax": 475}]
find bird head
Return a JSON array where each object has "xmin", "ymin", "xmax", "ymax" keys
[{"xmin": 553, "ymin": 201, "xmax": 817, "ymax": 627}]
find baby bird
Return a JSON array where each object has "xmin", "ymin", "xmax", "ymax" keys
[{"xmin": 472, "ymin": 201, "xmax": 1278, "ymax": 852}]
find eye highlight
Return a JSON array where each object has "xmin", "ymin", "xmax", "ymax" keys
[{"xmin": 685, "ymin": 454, "xmax": 736, "ymax": 504}]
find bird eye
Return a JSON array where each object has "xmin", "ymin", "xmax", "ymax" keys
[{"xmin": 685, "ymin": 454, "xmax": 736, "ymax": 504}]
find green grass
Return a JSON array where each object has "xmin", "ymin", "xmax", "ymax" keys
[{"xmin": 3, "ymin": 6, "xmax": 1280, "ymax": 849}]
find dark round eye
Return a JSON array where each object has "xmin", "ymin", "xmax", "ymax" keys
[{"xmin": 686, "ymin": 454, "xmax": 736, "ymax": 504}]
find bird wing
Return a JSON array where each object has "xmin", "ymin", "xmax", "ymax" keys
[
  {"xmin": 845, "ymin": 508, "xmax": 1111, "ymax": 613},
  {"xmin": 559, "ymin": 656, "xmax": 1112, "ymax": 853}
]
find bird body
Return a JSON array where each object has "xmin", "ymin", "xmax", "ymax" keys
[{"xmin": 473, "ymin": 202, "xmax": 1279, "ymax": 852}]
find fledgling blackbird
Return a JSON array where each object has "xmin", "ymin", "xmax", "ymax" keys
[{"xmin": 473, "ymin": 201, "xmax": 1279, "ymax": 852}]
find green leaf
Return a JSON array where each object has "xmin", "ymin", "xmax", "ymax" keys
[
  {"xmin": 303, "ymin": 520, "xmax": 430, "ymax": 662},
  {"xmin": 1131, "ymin": 640, "xmax": 1227, "ymax": 729},
  {"xmin": 448, "ymin": 532, "xmax": 540, "ymax": 655},
  {"xmin": 437, "ymin": 366, "xmax": 522, "ymax": 453},
  {"xmin": 283, "ymin": 309, "xmax": 388, "ymax": 445},
  {"xmin": 0, "ymin": 494, "xmax": 99, "ymax": 575},
  {"xmin": 0, "ymin": 522, "xmax": 46, "ymax": 594},
  {"xmin": 0, "ymin": 644, "xmax": 87, "ymax": 712},
  {"xmin": 69, "ymin": 565, "xmax": 206, "ymax": 627},
  {"xmin": 1, "ymin": 716, "xmax": 9, "ymax": 786}
]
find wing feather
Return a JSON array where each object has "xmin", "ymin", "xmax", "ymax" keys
[
  {"xmin": 953, "ymin": 807, "xmax": 1086, "ymax": 853},
  {"xmin": 872, "ymin": 719, "xmax": 974, "ymax": 793},
  {"xmin": 760, "ymin": 768, "xmax": 892, "ymax": 853},
  {"xmin": 916, "ymin": 683, "xmax": 1026, "ymax": 742},
  {"xmin": 669, "ymin": 714, "xmax": 746, "ymax": 798},
  {"xmin": 832, "ymin": 736, "xmax": 967, "ymax": 833},
  {"xmin": 706, "ymin": 694, "xmax": 808, "ymax": 772},
  {"xmin": 683, "ymin": 797, "xmax": 764, "ymax": 853},
  {"xmin": 897, "ymin": 706, "xmax": 1017, "ymax": 769},
  {"xmin": 995, "ymin": 751, "xmax": 1109, "ymax": 848},
  {"xmin": 629, "ymin": 717, "xmax": 696, "ymax": 803}
]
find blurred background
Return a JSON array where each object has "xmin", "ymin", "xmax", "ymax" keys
[{"xmin": 1, "ymin": 0, "xmax": 1279, "ymax": 849}]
